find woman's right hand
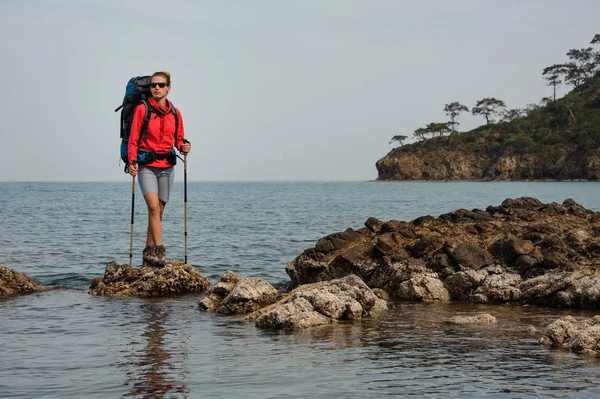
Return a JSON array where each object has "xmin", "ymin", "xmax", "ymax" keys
[{"xmin": 129, "ymin": 162, "xmax": 138, "ymax": 177}]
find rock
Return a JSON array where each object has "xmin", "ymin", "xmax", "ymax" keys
[
  {"xmin": 198, "ymin": 270, "xmax": 241, "ymax": 311},
  {"xmin": 199, "ymin": 272, "xmax": 280, "ymax": 314},
  {"xmin": 285, "ymin": 254, "xmax": 329, "ymax": 289},
  {"xmin": 314, "ymin": 228, "xmax": 366, "ymax": 254},
  {"xmin": 446, "ymin": 313, "xmax": 497, "ymax": 324},
  {"xmin": 513, "ymin": 254, "xmax": 538, "ymax": 274},
  {"xmin": 527, "ymin": 326, "xmax": 539, "ymax": 335},
  {"xmin": 502, "ymin": 197, "xmax": 544, "ymax": 211},
  {"xmin": 0, "ymin": 265, "xmax": 42, "ymax": 297},
  {"xmin": 253, "ymin": 297, "xmax": 332, "ymax": 329},
  {"xmin": 444, "ymin": 269, "xmax": 487, "ymax": 300},
  {"xmin": 472, "ymin": 272, "xmax": 522, "ymax": 303},
  {"xmin": 427, "ymin": 253, "xmax": 456, "ymax": 278},
  {"xmin": 283, "ymin": 197, "xmax": 600, "ymax": 310},
  {"xmin": 554, "ymin": 274, "xmax": 600, "ymax": 308},
  {"xmin": 489, "ymin": 237, "xmax": 535, "ymax": 264},
  {"xmin": 408, "ymin": 235, "xmax": 444, "ymax": 258},
  {"xmin": 365, "ymin": 217, "xmax": 384, "ymax": 233},
  {"xmin": 519, "ymin": 272, "xmax": 578, "ymax": 305},
  {"xmin": 252, "ymin": 275, "xmax": 387, "ymax": 330},
  {"xmin": 89, "ymin": 260, "xmax": 211, "ymax": 297},
  {"xmin": 540, "ymin": 315, "xmax": 600, "ymax": 356},
  {"xmin": 451, "ymin": 243, "xmax": 494, "ymax": 270},
  {"xmin": 395, "ymin": 274, "xmax": 450, "ymax": 302},
  {"xmin": 374, "ymin": 233, "xmax": 410, "ymax": 260}
]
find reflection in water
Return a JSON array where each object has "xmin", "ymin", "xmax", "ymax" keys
[{"xmin": 123, "ymin": 301, "xmax": 188, "ymax": 399}]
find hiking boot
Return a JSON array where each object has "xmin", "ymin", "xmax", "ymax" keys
[
  {"xmin": 154, "ymin": 245, "xmax": 167, "ymax": 266},
  {"xmin": 142, "ymin": 246, "xmax": 162, "ymax": 267},
  {"xmin": 142, "ymin": 246, "xmax": 154, "ymax": 267}
]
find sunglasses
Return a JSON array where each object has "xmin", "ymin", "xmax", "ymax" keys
[{"xmin": 149, "ymin": 82, "xmax": 168, "ymax": 88}]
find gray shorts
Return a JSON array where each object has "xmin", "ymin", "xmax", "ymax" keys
[{"xmin": 138, "ymin": 166, "xmax": 175, "ymax": 203}]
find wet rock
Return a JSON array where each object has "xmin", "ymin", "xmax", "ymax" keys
[
  {"xmin": 540, "ymin": 315, "xmax": 600, "ymax": 356},
  {"xmin": 89, "ymin": 260, "xmax": 211, "ymax": 297},
  {"xmin": 199, "ymin": 272, "xmax": 280, "ymax": 314},
  {"xmin": 446, "ymin": 313, "xmax": 497, "ymax": 324},
  {"xmin": 0, "ymin": 265, "xmax": 42, "ymax": 297},
  {"xmin": 252, "ymin": 297, "xmax": 332, "ymax": 329},
  {"xmin": 252, "ymin": 275, "xmax": 387, "ymax": 330}
]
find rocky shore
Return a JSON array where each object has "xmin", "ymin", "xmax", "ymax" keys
[
  {"xmin": 375, "ymin": 143, "xmax": 600, "ymax": 181},
  {"xmin": 3, "ymin": 197, "xmax": 600, "ymax": 357}
]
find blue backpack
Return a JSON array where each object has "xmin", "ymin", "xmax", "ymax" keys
[{"xmin": 115, "ymin": 76, "xmax": 179, "ymax": 171}]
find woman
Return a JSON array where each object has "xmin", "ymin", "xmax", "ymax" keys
[{"xmin": 128, "ymin": 71, "xmax": 191, "ymax": 266}]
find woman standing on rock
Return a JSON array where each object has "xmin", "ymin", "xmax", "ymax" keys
[{"xmin": 127, "ymin": 71, "xmax": 191, "ymax": 266}]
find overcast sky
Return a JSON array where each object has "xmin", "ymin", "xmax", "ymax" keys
[{"xmin": 1, "ymin": 0, "xmax": 598, "ymax": 182}]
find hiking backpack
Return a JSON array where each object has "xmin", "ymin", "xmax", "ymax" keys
[{"xmin": 115, "ymin": 76, "xmax": 179, "ymax": 171}]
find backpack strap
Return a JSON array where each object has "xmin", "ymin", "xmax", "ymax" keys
[
  {"xmin": 171, "ymin": 105, "xmax": 179, "ymax": 148},
  {"xmin": 140, "ymin": 99, "xmax": 152, "ymax": 144}
]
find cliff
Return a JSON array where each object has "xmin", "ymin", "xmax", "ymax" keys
[{"xmin": 376, "ymin": 76, "xmax": 600, "ymax": 181}]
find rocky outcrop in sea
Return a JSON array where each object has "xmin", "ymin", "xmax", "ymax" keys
[
  {"xmin": 199, "ymin": 271, "xmax": 387, "ymax": 330},
  {"xmin": 0, "ymin": 264, "xmax": 43, "ymax": 297},
  {"xmin": 90, "ymin": 259, "xmax": 211, "ymax": 297},
  {"xmin": 540, "ymin": 315, "xmax": 600, "ymax": 356},
  {"xmin": 285, "ymin": 197, "xmax": 600, "ymax": 308}
]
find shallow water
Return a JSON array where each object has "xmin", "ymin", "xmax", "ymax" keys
[{"xmin": 2, "ymin": 181, "xmax": 600, "ymax": 398}]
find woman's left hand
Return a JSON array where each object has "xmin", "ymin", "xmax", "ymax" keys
[{"xmin": 181, "ymin": 141, "xmax": 191, "ymax": 154}]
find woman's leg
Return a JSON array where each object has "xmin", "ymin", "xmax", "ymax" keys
[
  {"xmin": 144, "ymin": 192, "xmax": 163, "ymax": 247},
  {"xmin": 138, "ymin": 167, "xmax": 162, "ymax": 264},
  {"xmin": 144, "ymin": 202, "xmax": 166, "ymax": 247},
  {"xmin": 153, "ymin": 167, "xmax": 175, "ymax": 261}
]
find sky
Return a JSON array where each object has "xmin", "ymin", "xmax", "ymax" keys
[{"xmin": 0, "ymin": 0, "xmax": 598, "ymax": 182}]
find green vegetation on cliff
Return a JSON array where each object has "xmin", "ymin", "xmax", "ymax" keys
[{"xmin": 380, "ymin": 34, "xmax": 600, "ymax": 181}]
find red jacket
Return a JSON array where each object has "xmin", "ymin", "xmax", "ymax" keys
[{"xmin": 128, "ymin": 97, "xmax": 185, "ymax": 168}]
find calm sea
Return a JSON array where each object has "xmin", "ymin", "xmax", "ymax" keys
[{"xmin": 2, "ymin": 181, "xmax": 600, "ymax": 398}]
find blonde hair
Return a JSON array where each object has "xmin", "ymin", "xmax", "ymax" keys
[{"xmin": 152, "ymin": 71, "xmax": 171, "ymax": 86}]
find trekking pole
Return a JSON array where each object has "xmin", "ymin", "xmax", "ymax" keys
[
  {"xmin": 129, "ymin": 175, "xmax": 136, "ymax": 267},
  {"xmin": 184, "ymin": 152, "xmax": 188, "ymax": 264}
]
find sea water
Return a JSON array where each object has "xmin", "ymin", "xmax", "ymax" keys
[{"xmin": 2, "ymin": 181, "xmax": 600, "ymax": 398}]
